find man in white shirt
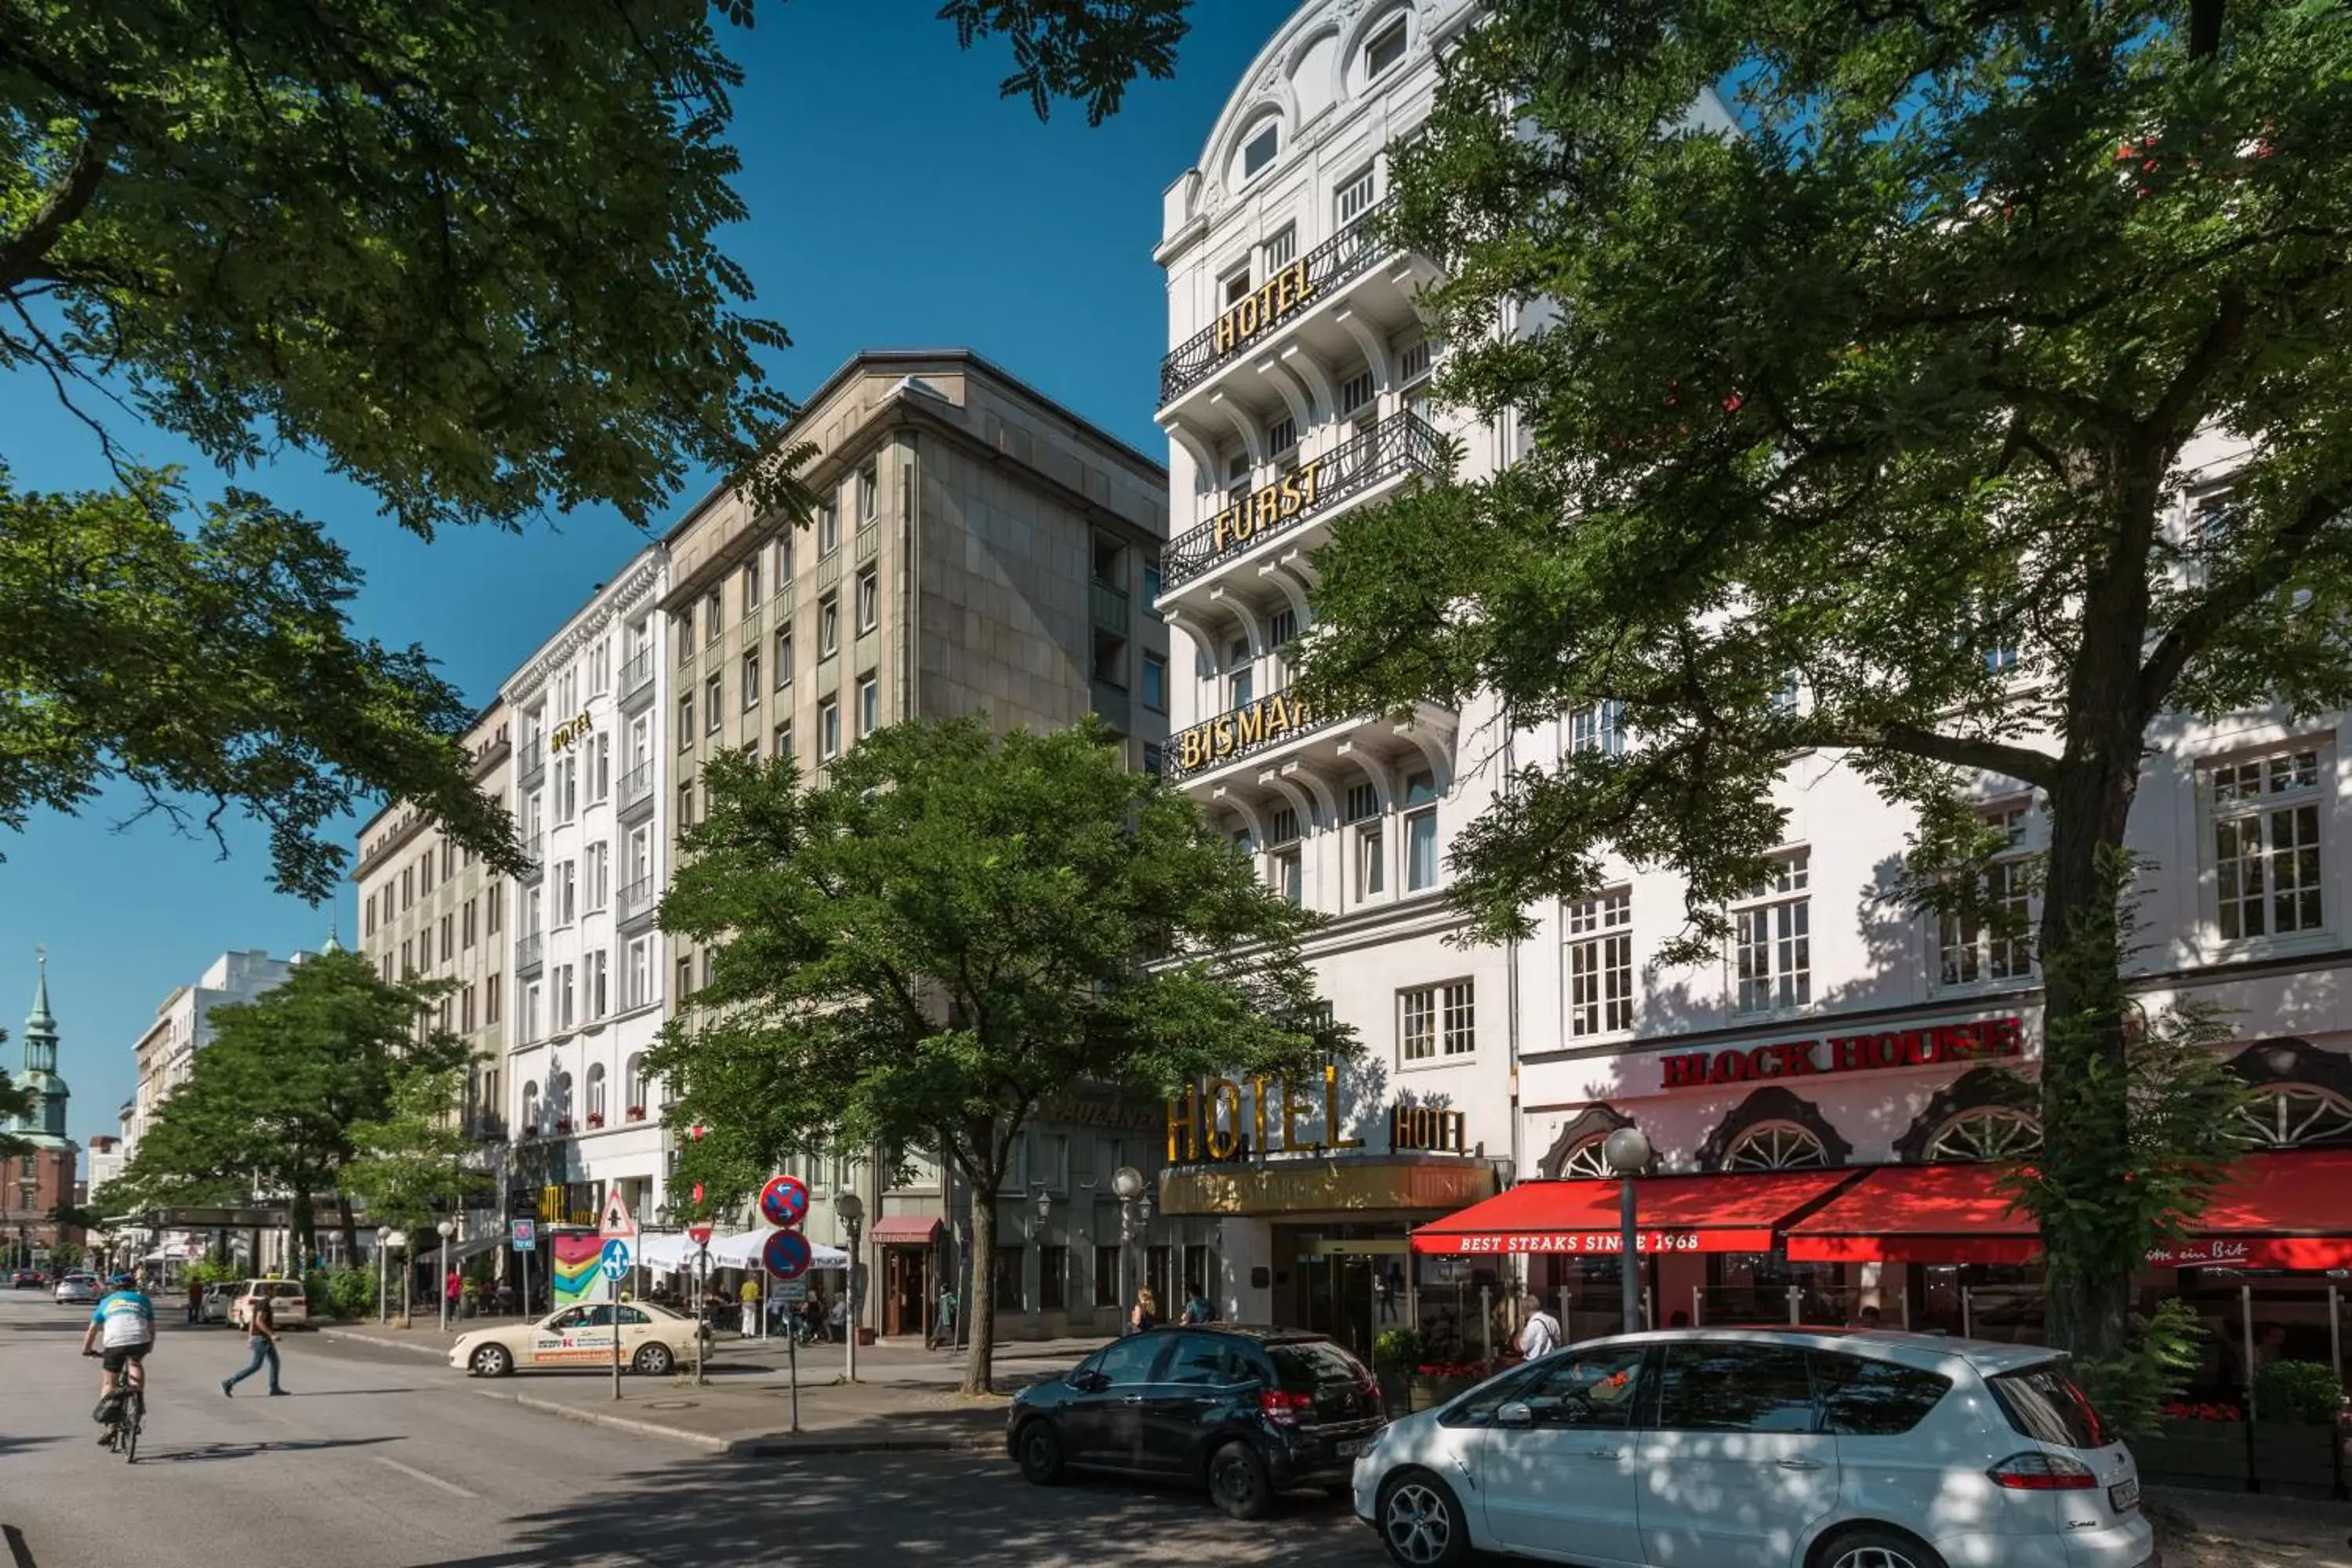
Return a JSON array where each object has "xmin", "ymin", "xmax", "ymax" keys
[{"xmin": 1518, "ymin": 1296, "xmax": 1563, "ymax": 1360}]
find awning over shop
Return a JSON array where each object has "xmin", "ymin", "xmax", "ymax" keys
[
  {"xmin": 1784, "ymin": 1148, "xmax": 2352, "ymax": 1271},
  {"xmin": 1409, "ymin": 1167, "xmax": 1853, "ymax": 1256},
  {"xmin": 870, "ymin": 1215, "xmax": 946, "ymax": 1244}
]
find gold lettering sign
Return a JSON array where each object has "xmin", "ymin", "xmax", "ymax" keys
[
  {"xmin": 1164, "ymin": 1068, "xmax": 1365, "ymax": 1163},
  {"xmin": 1389, "ymin": 1102, "xmax": 1469, "ymax": 1155},
  {"xmin": 1209, "ymin": 459, "xmax": 1325, "ymax": 556},
  {"xmin": 1172, "ymin": 693, "xmax": 1312, "ymax": 774},
  {"xmin": 549, "ymin": 709, "xmax": 594, "ymax": 753},
  {"xmin": 1211, "ymin": 260, "xmax": 1316, "ymax": 357}
]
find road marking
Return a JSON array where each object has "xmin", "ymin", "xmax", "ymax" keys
[{"xmin": 372, "ymin": 1455, "xmax": 477, "ymax": 1498}]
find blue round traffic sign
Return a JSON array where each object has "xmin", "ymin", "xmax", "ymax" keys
[
  {"xmin": 600, "ymin": 1239, "xmax": 632, "ymax": 1280},
  {"xmin": 762, "ymin": 1229, "xmax": 812, "ymax": 1280},
  {"xmin": 759, "ymin": 1174, "xmax": 811, "ymax": 1229}
]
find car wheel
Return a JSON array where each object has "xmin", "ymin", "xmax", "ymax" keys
[
  {"xmin": 470, "ymin": 1343, "xmax": 514, "ymax": 1378},
  {"xmin": 1207, "ymin": 1440, "xmax": 1273, "ymax": 1522},
  {"xmin": 1817, "ymin": 1526, "xmax": 1948, "ymax": 1568},
  {"xmin": 633, "ymin": 1342, "xmax": 675, "ymax": 1377},
  {"xmin": 1015, "ymin": 1419, "xmax": 1066, "ymax": 1485},
  {"xmin": 1377, "ymin": 1469, "xmax": 1471, "ymax": 1568}
]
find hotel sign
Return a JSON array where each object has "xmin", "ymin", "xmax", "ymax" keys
[
  {"xmin": 1659, "ymin": 1016, "xmax": 2024, "ymax": 1091},
  {"xmin": 1390, "ymin": 1102, "xmax": 1468, "ymax": 1155},
  {"xmin": 1210, "ymin": 458, "xmax": 1327, "ymax": 555},
  {"xmin": 1213, "ymin": 260, "xmax": 1315, "ymax": 358},
  {"xmin": 1167, "ymin": 1065, "xmax": 1363, "ymax": 1163},
  {"xmin": 1173, "ymin": 692, "xmax": 1314, "ymax": 775},
  {"xmin": 549, "ymin": 709, "xmax": 594, "ymax": 752}
]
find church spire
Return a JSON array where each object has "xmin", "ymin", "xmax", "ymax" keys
[
  {"xmin": 16, "ymin": 946, "xmax": 67, "ymax": 1146},
  {"xmin": 26, "ymin": 945, "xmax": 53, "ymax": 1032}
]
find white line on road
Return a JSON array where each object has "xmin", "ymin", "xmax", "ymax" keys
[{"xmin": 372, "ymin": 1455, "xmax": 477, "ymax": 1498}]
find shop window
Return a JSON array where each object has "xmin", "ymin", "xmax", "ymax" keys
[
  {"xmin": 2210, "ymin": 747, "xmax": 2325, "ymax": 941},
  {"xmin": 1732, "ymin": 850, "xmax": 1811, "ymax": 1014},
  {"xmin": 2234, "ymin": 1083, "xmax": 2352, "ymax": 1147},
  {"xmin": 1092, "ymin": 1244, "xmax": 1121, "ymax": 1308},
  {"xmin": 1939, "ymin": 804, "xmax": 2036, "ymax": 985},
  {"xmin": 1722, "ymin": 1120, "xmax": 1832, "ymax": 1171},
  {"xmin": 1568, "ymin": 888, "xmax": 1632, "ymax": 1036},
  {"xmin": 1039, "ymin": 1247, "xmax": 1068, "ymax": 1312},
  {"xmin": 994, "ymin": 1245, "xmax": 1025, "ymax": 1315},
  {"xmin": 1923, "ymin": 1106, "xmax": 2042, "ymax": 1163}
]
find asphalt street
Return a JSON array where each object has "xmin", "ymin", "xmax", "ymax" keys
[{"xmin": 0, "ymin": 1292, "xmax": 1385, "ymax": 1567}]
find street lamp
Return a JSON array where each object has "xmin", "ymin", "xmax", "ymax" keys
[
  {"xmin": 835, "ymin": 1189, "xmax": 865, "ymax": 1383},
  {"xmin": 1111, "ymin": 1167, "xmax": 1152, "ymax": 1327},
  {"xmin": 375, "ymin": 1225, "xmax": 392, "ymax": 1324},
  {"xmin": 1602, "ymin": 1127, "xmax": 1653, "ymax": 1331},
  {"xmin": 437, "ymin": 1218, "xmax": 457, "ymax": 1331}
]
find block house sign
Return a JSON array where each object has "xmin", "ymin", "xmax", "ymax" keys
[{"xmin": 1657, "ymin": 1016, "xmax": 2025, "ymax": 1091}]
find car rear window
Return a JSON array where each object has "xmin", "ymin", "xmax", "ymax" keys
[
  {"xmin": 1989, "ymin": 1360, "xmax": 2108, "ymax": 1450},
  {"xmin": 1267, "ymin": 1339, "xmax": 1370, "ymax": 1392},
  {"xmin": 1813, "ymin": 1351, "xmax": 1953, "ymax": 1436}
]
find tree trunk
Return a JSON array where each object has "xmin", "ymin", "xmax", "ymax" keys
[
  {"xmin": 289, "ymin": 1184, "xmax": 317, "ymax": 1276},
  {"xmin": 336, "ymin": 1192, "xmax": 358, "ymax": 1264},
  {"xmin": 963, "ymin": 1184, "xmax": 997, "ymax": 1395}
]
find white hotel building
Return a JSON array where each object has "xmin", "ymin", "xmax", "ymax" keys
[{"xmin": 499, "ymin": 546, "xmax": 676, "ymax": 1230}]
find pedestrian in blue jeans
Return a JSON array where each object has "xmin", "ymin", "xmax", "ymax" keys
[{"xmin": 221, "ymin": 1294, "xmax": 286, "ymax": 1396}]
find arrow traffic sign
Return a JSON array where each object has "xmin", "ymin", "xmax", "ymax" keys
[
  {"xmin": 763, "ymin": 1229, "xmax": 812, "ymax": 1281},
  {"xmin": 599, "ymin": 1239, "xmax": 632, "ymax": 1281},
  {"xmin": 759, "ymin": 1174, "xmax": 811, "ymax": 1229}
]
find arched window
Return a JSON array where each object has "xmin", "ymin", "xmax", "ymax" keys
[
  {"xmin": 550, "ymin": 1070, "xmax": 573, "ymax": 1131},
  {"xmin": 1722, "ymin": 1122, "xmax": 1832, "ymax": 1172},
  {"xmin": 625, "ymin": 1054, "xmax": 649, "ymax": 1117},
  {"xmin": 2234, "ymin": 1084, "xmax": 2352, "ymax": 1148},
  {"xmin": 586, "ymin": 1063, "xmax": 608, "ymax": 1122},
  {"xmin": 521, "ymin": 1081, "xmax": 541, "ymax": 1135},
  {"xmin": 1924, "ymin": 1106, "xmax": 2042, "ymax": 1163},
  {"xmin": 1556, "ymin": 1137, "xmax": 1614, "ymax": 1179}
]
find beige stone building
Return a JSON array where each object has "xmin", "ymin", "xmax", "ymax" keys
[
  {"xmin": 659, "ymin": 348, "xmax": 1172, "ymax": 1341},
  {"xmin": 354, "ymin": 703, "xmax": 516, "ymax": 1182}
]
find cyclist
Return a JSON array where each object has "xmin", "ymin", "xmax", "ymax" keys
[{"xmin": 82, "ymin": 1271, "xmax": 156, "ymax": 1437}]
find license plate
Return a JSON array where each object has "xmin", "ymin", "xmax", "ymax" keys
[
  {"xmin": 1336, "ymin": 1441, "xmax": 1359, "ymax": 1459},
  {"xmin": 2108, "ymin": 1477, "xmax": 2140, "ymax": 1512}
]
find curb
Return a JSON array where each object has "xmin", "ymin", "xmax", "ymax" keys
[
  {"xmin": 316, "ymin": 1327, "xmax": 450, "ymax": 1360},
  {"xmin": 481, "ymin": 1388, "xmax": 1004, "ymax": 1457}
]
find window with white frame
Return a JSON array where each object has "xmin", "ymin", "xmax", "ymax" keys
[
  {"xmin": 858, "ymin": 675, "xmax": 879, "ymax": 737},
  {"xmin": 1569, "ymin": 888, "xmax": 1633, "ymax": 1036},
  {"xmin": 1400, "ymin": 980, "xmax": 1475, "ymax": 1062},
  {"xmin": 1570, "ymin": 701, "xmax": 1624, "ymax": 757},
  {"xmin": 626, "ymin": 1052, "xmax": 651, "ymax": 1115},
  {"xmin": 555, "ymin": 964, "xmax": 575, "ymax": 1032},
  {"xmin": 1242, "ymin": 121, "xmax": 1279, "ymax": 182},
  {"xmin": 704, "ymin": 671, "xmax": 723, "ymax": 733},
  {"xmin": 858, "ymin": 463, "xmax": 879, "ymax": 521},
  {"xmin": 585, "ymin": 842, "xmax": 608, "ymax": 912},
  {"xmin": 1336, "ymin": 165, "xmax": 1377, "ymax": 226},
  {"xmin": 589, "ymin": 731, "xmax": 610, "ymax": 803},
  {"xmin": 818, "ymin": 698, "xmax": 840, "ymax": 761},
  {"xmin": 818, "ymin": 502, "xmax": 840, "ymax": 556},
  {"xmin": 522, "ymin": 1080, "xmax": 542, "ymax": 1133},
  {"xmin": 554, "ymin": 752, "xmax": 576, "ymax": 822},
  {"xmin": 1364, "ymin": 14, "xmax": 1408, "ymax": 78},
  {"xmin": 1339, "ymin": 366, "xmax": 1377, "ymax": 416},
  {"xmin": 856, "ymin": 565, "xmax": 879, "ymax": 633},
  {"xmin": 586, "ymin": 949, "xmax": 608, "ymax": 1020},
  {"xmin": 555, "ymin": 860, "xmax": 576, "ymax": 926},
  {"xmin": 523, "ymin": 982, "xmax": 543, "ymax": 1044},
  {"xmin": 1264, "ymin": 224, "xmax": 1297, "ymax": 270},
  {"xmin": 1405, "ymin": 770, "xmax": 1440, "ymax": 891},
  {"xmin": 1267, "ymin": 414, "xmax": 1297, "ymax": 456},
  {"xmin": 1939, "ymin": 804, "xmax": 2035, "ymax": 985},
  {"xmin": 626, "ymin": 937, "xmax": 652, "ymax": 1011},
  {"xmin": 1733, "ymin": 851, "xmax": 1811, "ymax": 1013},
  {"xmin": 1272, "ymin": 847, "xmax": 1302, "ymax": 906},
  {"xmin": 2212, "ymin": 747, "xmax": 2325, "ymax": 941}
]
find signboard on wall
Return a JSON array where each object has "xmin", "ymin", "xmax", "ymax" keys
[{"xmin": 1657, "ymin": 1017, "xmax": 2024, "ymax": 1092}]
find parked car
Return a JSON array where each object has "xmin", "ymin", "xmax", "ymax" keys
[
  {"xmin": 53, "ymin": 1272, "xmax": 98, "ymax": 1305},
  {"xmin": 448, "ymin": 1300, "xmax": 710, "ymax": 1378},
  {"xmin": 200, "ymin": 1282, "xmax": 244, "ymax": 1323},
  {"xmin": 228, "ymin": 1279, "xmax": 310, "ymax": 1329},
  {"xmin": 1352, "ymin": 1327, "xmax": 2151, "ymax": 1568},
  {"xmin": 1008, "ymin": 1326, "xmax": 1386, "ymax": 1520},
  {"xmin": 10, "ymin": 1268, "xmax": 44, "ymax": 1289}
]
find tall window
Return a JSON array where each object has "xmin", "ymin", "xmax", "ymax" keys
[
  {"xmin": 1335, "ymin": 165, "xmax": 1377, "ymax": 225},
  {"xmin": 627, "ymin": 938, "xmax": 651, "ymax": 1011},
  {"xmin": 1264, "ymin": 224, "xmax": 1297, "ymax": 270},
  {"xmin": 1142, "ymin": 653, "xmax": 1168, "ymax": 713},
  {"xmin": 1273, "ymin": 848, "xmax": 1302, "ymax": 906},
  {"xmin": 742, "ymin": 648, "xmax": 760, "ymax": 709},
  {"xmin": 1404, "ymin": 770, "xmax": 1439, "ymax": 891},
  {"xmin": 554, "ymin": 753, "xmax": 576, "ymax": 822},
  {"xmin": 555, "ymin": 860, "xmax": 577, "ymax": 926},
  {"xmin": 2212, "ymin": 748, "xmax": 2325, "ymax": 941},
  {"xmin": 1939, "ymin": 804, "xmax": 2035, "ymax": 985},
  {"xmin": 818, "ymin": 699, "xmax": 840, "ymax": 762},
  {"xmin": 1228, "ymin": 637, "xmax": 1254, "ymax": 710},
  {"xmin": 627, "ymin": 1051, "xmax": 651, "ymax": 1112},
  {"xmin": 855, "ymin": 566, "xmax": 879, "ymax": 633},
  {"xmin": 774, "ymin": 718, "xmax": 793, "ymax": 766},
  {"xmin": 819, "ymin": 593, "xmax": 840, "ymax": 659},
  {"xmin": 702, "ymin": 589, "xmax": 722, "ymax": 644},
  {"xmin": 818, "ymin": 502, "xmax": 840, "ymax": 556},
  {"xmin": 1400, "ymin": 981, "xmax": 1475, "ymax": 1062},
  {"xmin": 858, "ymin": 464, "xmax": 879, "ymax": 521},
  {"xmin": 677, "ymin": 778, "xmax": 695, "ymax": 829},
  {"xmin": 858, "ymin": 675, "xmax": 879, "ymax": 737},
  {"xmin": 589, "ymin": 731, "xmax": 610, "ymax": 803},
  {"xmin": 1570, "ymin": 701, "xmax": 1625, "ymax": 757},
  {"xmin": 1339, "ymin": 366, "xmax": 1377, "ymax": 416},
  {"xmin": 554, "ymin": 964, "xmax": 575, "ymax": 1032},
  {"xmin": 774, "ymin": 626, "xmax": 793, "ymax": 688},
  {"xmin": 586, "ymin": 1063, "xmax": 608, "ymax": 1120},
  {"xmin": 1364, "ymin": 15, "xmax": 1407, "ymax": 76},
  {"xmin": 704, "ymin": 672, "xmax": 723, "ymax": 733},
  {"xmin": 584, "ymin": 842, "xmax": 609, "ymax": 912},
  {"xmin": 742, "ymin": 555, "xmax": 760, "ymax": 612},
  {"xmin": 677, "ymin": 692, "xmax": 693, "ymax": 750},
  {"xmin": 1569, "ymin": 888, "xmax": 1633, "ymax": 1036},
  {"xmin": 1356, "ymin": 819, "xmax": 1385, "ymax": 898},
  {"xmin": 1733, "ymin": 851, "xmax": 1812, "ymax": 1013},
  {"xmin": 586, "ymin": 949, "xmax": 608, "ymax": 1020}
]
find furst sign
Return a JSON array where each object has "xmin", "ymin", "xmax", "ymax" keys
[{"xmin": 1658, "ymin": 1016, "xmax": 2025, "ymax": 1091}]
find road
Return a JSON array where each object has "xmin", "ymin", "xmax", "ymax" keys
[{"xmin": 0, "ymin": 1293, "xmax": 1386, "ymax": 1567}]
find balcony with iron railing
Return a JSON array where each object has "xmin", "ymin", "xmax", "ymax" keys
[
  {"xmin": 616, "ymin": 760, "xmax": 653, "ymax": 816},
  {"xmin": 1162, "ymin": 684, "xmax": 1457, "ymax": 792},
  {"xmin": 616, "ymin": 876, "xmax": 658, "ymax": 928},
  {"xmin": 514, "ymin": 933, "xmax": 545, "ymax": 975},
  {"xmin": 1159, "ymin": 411, "xmax": 1443, "ymax": 602},
  {"xmin": 619, "ymin": 646, "xmax": 656, "ymax": 706},
  {"xmin": 1160, "ymin": 193, "xmax": 1416, "ymax": 409},
  {"xmin": 518, "ymin": 747, "xmax": 546, "ymax": 791},
  {"xmin": 521, "ymin": 832, "xmax": 546, "ymax": 880}
]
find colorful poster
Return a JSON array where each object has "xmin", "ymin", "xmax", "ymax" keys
[{"xmin": 551, "ymin": 1229, "xmax": 604, "ymax": 1308}]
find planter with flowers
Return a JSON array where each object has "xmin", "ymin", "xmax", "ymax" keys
[
  {"xmin": 586, "ymin": 1111, "xmax": 606, "ymax": 1129},
  {"xmin": 554, "ymin": 1116, "xmax": 574, "ymax": 1134},
  {"xmin": 1408, "ymin": 1360, "xmax": 1492, "ymax": 1413},
  {"xmin": 626, "ymin": 1105, "xmax": 647, "ymax": 1122},
  {"xmin": 2132, "ymin": 1365, "xmax": 2349, "ymax": 1500},
  {"xmin": 1373, "ymin": 1328, "xmax": 1425, "ymax": 1417},
  {"xmin": 2132, "ymin": 1403, "xmax": 2251, "ymax": 1491},
  {"xmin": 522, "ymin": 1123, "xmax": 540, "ymax": 1138}
]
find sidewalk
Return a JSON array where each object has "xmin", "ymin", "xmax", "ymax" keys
[{"xmin": 2151, "ymin": 1488, "xmax": 2352, "ymax": 1568}]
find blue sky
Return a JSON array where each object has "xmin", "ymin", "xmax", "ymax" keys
[{"xmin": 0, "ymin": 3, "xmax": 1294, "ymax": 1152}]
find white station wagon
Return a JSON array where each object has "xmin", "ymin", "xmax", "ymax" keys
[{"xmin": 1352, "ymin": 1328, "xmax": 2151, "ymax": 1568}]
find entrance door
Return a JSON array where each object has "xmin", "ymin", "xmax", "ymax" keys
[{"xmin": 883, "ymin": 1247, "xmax": 929, "ymax": 1338}]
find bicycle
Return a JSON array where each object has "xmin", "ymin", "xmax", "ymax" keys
[{"xmin": 83, "ymin": 1349, "xmax": 145, "ymax": 1462}]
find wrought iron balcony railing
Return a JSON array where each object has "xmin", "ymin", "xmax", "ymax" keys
[
  {"xmin": 1163, "ymin": 688, "xmax": 1330, "ymax": 782},
  {"xmin": 616, "ymin": 760, "xmax": 652, "ymax": 812},
  {"xmin": 1159, "ymin": 194, "xmax": 1399, "ymax": 406},
  {"xmin": 619, "ymin": 646, "xmax": 655, "ymax": 702},
  {"xmin": 616, "ymin": 877, "xmax": 656, "ymax": 925},
  {"xmin": 514, "ymin": 933, "xmax": 544, "ymax": 974},
  {"xmin": 1161, "ymin": 411, "xmax": 1441, "ymax": 594}
]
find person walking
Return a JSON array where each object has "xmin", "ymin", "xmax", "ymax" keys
[
  {"xmin": 827, "ymin": 1290, "xmax": 848, "ymax": 1342},
  {"xmin": 1180, "ymin": 1284, "xmax": 1214, "ymax": 1326},
  {"xmin": 931, "ymin": 1283, "xmax": 959, "ymax": 1350},
  {"xmin": 444, "ymin": 1269, "xmax": 463, "ymax": 1322},
  {"xmin": 1127, "ymin": 1287, "xmax": 1160, "ymax": 1336},
  {"xmin": 222, "ymin": 1291, "xmax": 286, "ymax": 1396},
  {"xmin": 185, "ymin": 1276, "xmax": 203, "ymax": 1327},
  {"xmin": 738, "ymin": 1276, "xmax": 760, "ymax": 1338},
  {"xmin": 1516, "ymin": 1294, "xmax": 1563, "ymax": 1362}
]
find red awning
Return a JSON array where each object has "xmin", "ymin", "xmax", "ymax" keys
[
  {"xmin": 1409, "ymin": 1168, "xmax": 1854, "ymax": 1256},
  {"xmin": 1784, "ymin": 1149, "xmax": 2352, "ymax": 1271},
  {"xmin": 869, "ymin": 1214, "xmax": 945, "ymax": 1244},
  {"xmin": 1785, "ymin": 1163, "xmax": 2038, "ymax": 1265}
]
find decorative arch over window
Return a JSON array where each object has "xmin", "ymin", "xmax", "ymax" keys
[
  {"xmin": 1924, "ymin": 1105, "xmax": 2042, "ymax": 1163},
  {"xmin": 1697, "ymin": 1086, "xmax": 1852, "ymax": 1172},
  {"xmin": 2236, "ymin": 1084, "xmax": 2352, "ymax": 1148},
  {"xmin": 1538, "ymin": 1103, "xmax": 1636, "ymax": 1180},
  {"xmin": 1893, "ymin": 1065, "xmax": 2040, "ymax": 1163}
]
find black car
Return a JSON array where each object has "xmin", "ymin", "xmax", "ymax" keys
[{"xmin": 1007, "ymin": 1325, "xmax": 1385, "ymax": 1519}]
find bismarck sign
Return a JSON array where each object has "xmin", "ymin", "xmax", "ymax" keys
[
  {"xmin": 1171, "ymin": 692, "xmax": 1315, "ymax": 774},
  {"xmin": 1659, "ymin": 1016, "xmax": 2024, "ymax": 1091}
]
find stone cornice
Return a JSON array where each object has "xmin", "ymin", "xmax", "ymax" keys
[{"xmin": 503, "ymin": 549, "xmax": 667, "ymax": 703}]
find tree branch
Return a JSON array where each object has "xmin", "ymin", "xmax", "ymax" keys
[
  {"xmin": 2189, "ymin": 0, "xmax": 2225, "ymax": 58},
  {"xmin": 1821, "ymin": 718, "xmax": 2062, "ymax": 789},
  {"xmin": 2139, "ymin": 490, "xmax": 2344, "ymax": 715},
  {"xmin": 2148, "ymin": 287, "xmax": 2249, "ymax": 438},
  {"xmin": 0, "ymin": 123, "xmax": 108, "ymax": 294}
]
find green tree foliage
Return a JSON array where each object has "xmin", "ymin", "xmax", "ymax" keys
[
  {"xmin": 2, "ymin": 0, "xmax": 812, "ymax": 887},
  {"xmin": 0, "ymin": 1053, "xmax": 30, "ymax": 1157},
  {"xmin": 343, "ymin": 1065, "xmax": 493, "ymax": 1235},
  {"xmin": 650, "ymin": 717, "xmax": 1345, "ymax": 1392},
  {"xmin": 114, "ymin": 950, "xmax": 464, "ymax": 1260},
  {"xmin": 1301, "ymin": 0, "xmax": 2352, "ymax": 1358},
  {"xmin": 935, "ymin": 0, "xmax": 1191, "ymax": 124}
]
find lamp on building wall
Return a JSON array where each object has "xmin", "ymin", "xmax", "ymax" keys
[
  {"xmin": 835, "ymin": 1189, "xmax": 865, "ymax": 1384},
  {"xmin": 1602, "ymin": 1127, "xmax": 1652, "ymax": 1331}
]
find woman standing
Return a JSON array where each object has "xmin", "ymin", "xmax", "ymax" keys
[{"xmin": 1127, "ymin": 1287, "xmax": 1160, "ymax": 1336}]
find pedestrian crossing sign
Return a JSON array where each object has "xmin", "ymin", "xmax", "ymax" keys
[{"xmin": 599, "ymin": 1185, "xmax": 637, "ymax": 1243}]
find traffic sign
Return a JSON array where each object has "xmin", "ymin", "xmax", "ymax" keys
[
  {"xmin": 599, "ymin": 1239, "xmax": 631, "ymax": 1281},
  {"xmin": 598, "ymin": 1185, "xmax": 637, "ymax": 1243},
  {"xmin": 759, "ymin": 1174, "xmax": 811, "ymax": 1229},
  {"xmin": 687, "ymin": 1221, "xmax": 713, "ymax": 1247},
  {"xmin": 510, "ymin": 1218, "xmax": 537, "ymax": 1252},
  {"xmin": 763, "ymin": 1229, "xmax": 812, "ymax": 1280},
  {"xmin": 773, "ymin": 1279, "xmax": 808, "ymax": 1305}
]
